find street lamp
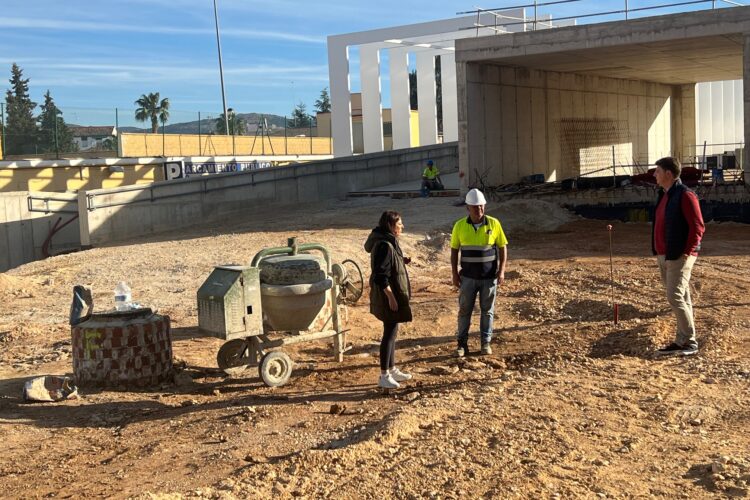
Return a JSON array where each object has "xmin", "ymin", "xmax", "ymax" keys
[{"xmin": 213, "ymin": 0, "xmax": 229, "ymax": 136}]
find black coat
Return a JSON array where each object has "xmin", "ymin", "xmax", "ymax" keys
[{"xmin": 364, "ymin": 227, "xmax": 412, "ymax": 323}]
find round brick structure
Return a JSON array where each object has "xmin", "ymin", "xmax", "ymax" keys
[{"xmin": 71, "ymin": 308, "xmax": 172, "ymax": 388}]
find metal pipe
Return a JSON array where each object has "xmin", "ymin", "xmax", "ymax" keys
[
  {"xmin": 457, "ymin": 0, "xmax": 582, "ymax": 15},
  {"xmin": 54, "ymin": 110, "xmax": 59, "ymax": 159},
  {"xmin": 213, "ymin": 0, "xmax": 229, "ymax": 136},
  {"xmin": 161, "ymin": 117, "xmax": 165, "ymax": 156},
  {"xmin": 258, "ymin": 329, "xmax": 341, "ymax": 349},
  {"xmin": 0, "ymin": 103, "xmax": 4, "ymax": 158},
  {"xmin": 534, "ymin": 0, "xmax": 538, "ymax": 30},
  {"xmin": 625, "ymin": 0, "xmax": 629, "ymax": 19},
  {"xmin": 250, "ymin": 241, "xmax": 331, "ymax": 272},
  {"xmin": 459, "ymin": 0, "xmax": 722, "ymax": 31}
]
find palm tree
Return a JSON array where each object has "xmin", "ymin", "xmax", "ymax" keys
[{"xmin": 134, "ymin": 92, "xmax": 170, "ymax": 133}]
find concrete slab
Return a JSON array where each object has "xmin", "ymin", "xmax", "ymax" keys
[{"xmin": 456, "ymin": 9, "xmax": 750, "ymax": 85}]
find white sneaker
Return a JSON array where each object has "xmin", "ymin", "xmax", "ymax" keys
[
  {"xmin": 390, "ymin": 367, "xmax": 412, "ymax": 382},
  {"xmin": 378, "ymin": 373, "xmax": 400, "ymax": 389}
]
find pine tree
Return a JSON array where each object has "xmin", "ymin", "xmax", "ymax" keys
[
  {"xmin": 37, "ymin": 90, "xmax": 77, "ymax": 154},
  {"xmin": 290, "ymin": 102, "xmax": 311, "ymax": 128},
  {"xmin": 4, "ymin": 63, "xmax": 38, "ymax": 155},
  {"xmin": 314, "ymin": 87, "xmax": 331, "ymax": 113}
]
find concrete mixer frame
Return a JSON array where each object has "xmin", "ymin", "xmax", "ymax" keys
[{"xmin": 214, "ymin": 237, "xmax": 349, "ymax": 387}]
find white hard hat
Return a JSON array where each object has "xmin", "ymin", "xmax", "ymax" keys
[{"xmin": 465, "ymin": 188, "xmax": 487, "ymax": 206}]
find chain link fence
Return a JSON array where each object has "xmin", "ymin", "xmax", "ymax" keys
[{"xmin": 1, "ymin": 105, "xmax": 330, "ymax": 160}]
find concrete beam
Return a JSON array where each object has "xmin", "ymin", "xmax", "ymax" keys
[
  {"xmin": 360, "ymin": 45, "xmax": 384, "ymax": 154},
  {"xmin": 441, "ymin": 53, "xmax": 459, "ymax": 143},
  {"xmin": 417, "ymin": 52, "xmax": 438, "ymax": 146},
  {"xmin": 389, "ymin": 47, "xmax": 412, "ymax": 151},
  {"xmin": 328, "ymin": 41, "xmax": 353, "ymax": 157},
  {"xmin": 456, "ymin": 8, "xmax": 750, "ymax": 85}
]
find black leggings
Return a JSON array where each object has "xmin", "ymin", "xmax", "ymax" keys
[{"xmin": 380, "ymin": 321, "xmax": 399, "ymax": 371}]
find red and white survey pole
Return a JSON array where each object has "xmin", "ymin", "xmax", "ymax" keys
[{"xmin": 607, "ymin": 224, "xmax": 619, "ymax": 325}]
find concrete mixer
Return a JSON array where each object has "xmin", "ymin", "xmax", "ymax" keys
[{"xmin": 196, "ymin": 237, "xmax": 363, "ymax": 387}]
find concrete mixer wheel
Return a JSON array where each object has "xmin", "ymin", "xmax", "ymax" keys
[
  {"xmin": 259, "ymin": 351, "xmax": 293, "ymax": 387},
  {"xmin": 338, "ymin": 259, "xmax": 364, "ymax": 305},
  {"xmin": 217, "ymin": 339, "xmax": 253, "ymax": 376}
]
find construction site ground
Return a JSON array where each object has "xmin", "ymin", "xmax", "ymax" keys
[{"xmin": 1, "ymin": 196, "xmax": 749, "ymax": 499}]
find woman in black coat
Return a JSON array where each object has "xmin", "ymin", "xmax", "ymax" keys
[{"xmin": 364, "ymin": 210, "xmax": 412, "ymax": 389}]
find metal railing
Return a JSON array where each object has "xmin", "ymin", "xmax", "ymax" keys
[{"xmin": 458, "ymin": 0, "xmax": 745, "ymax": 33}]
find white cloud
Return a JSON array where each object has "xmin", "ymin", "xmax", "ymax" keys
[{"xmin": 0, "ymin": 17, "xmax": 325, "ymax": 44}]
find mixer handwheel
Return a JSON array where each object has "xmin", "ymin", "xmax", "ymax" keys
[
  {"xmin": 259, "ymin": 351, "xmax": 293, "ymax": 387},
  {"xmin": 217, "ymin": 339, "xmax": 253, "ymax": 376},
  {"xmin": 338, "ymin": 259, "xmax": 364, "ymax": 305}
]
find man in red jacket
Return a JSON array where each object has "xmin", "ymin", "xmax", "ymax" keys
[{"xmin": 652, "ymin": 157, "xmax": 705, "ymax": 356}]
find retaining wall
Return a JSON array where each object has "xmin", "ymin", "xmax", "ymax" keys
[
  {"xmin": 0, "ymin": 191, "xmax": 80, "ymax": 272},
  {"xmin": 81, "ymin": 143, "xmax": 458, "ymax": 246}
]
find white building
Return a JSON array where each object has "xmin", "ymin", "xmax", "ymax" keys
[{"xmin": 328, "ymin": 10, "xmax": 744, "ymax": 165}]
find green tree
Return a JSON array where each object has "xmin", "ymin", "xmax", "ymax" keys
[
  {"xmin": 4, "ymin": 63, "xmax": 38, "ymax": 155},
  {"xmin": 409, "ymin": 70, "xmax": 417, "ymax": 110},
  {"xmin": 314, "ymin": 87, "xmax": 331, "ymax": 113},
  {"xmin": 134, "ymin": 92, "xmax": 170, "ymax": 133},
  {"xmin": 290, "ymin": 101, "xmax": 311, "ymax": 128},
  {"xmin": 37, "ymin": 90, "xmax": 77, "ymax": 154},
  {"xmin": 215, "ymin": 108, "xmax": 246, "ymax": 135}
]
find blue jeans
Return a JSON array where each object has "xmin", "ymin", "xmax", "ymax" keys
[{"xmin": 457, "ymin": 276, "xmax": 497, "ymax": 347}]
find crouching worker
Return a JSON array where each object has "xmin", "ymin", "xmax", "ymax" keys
[
  {"xmin": 365, "ymin": 211, "xmax": 413, "ymax": 390},
  {"xmin": 421, "ymin": 159, "xmax": 444, "ymax": 195}
]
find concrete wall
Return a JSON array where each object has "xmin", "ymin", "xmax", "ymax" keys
[
  {"xmin": 0, "ymin": 191, "xmax": 80, "ymax": 272},
  {"xmin": 80, "ymin": 143, "xmax": 457, "ymax": 246},
  {"xmin": 464, "ymin": 64, "xmax": 689, "ymax": 186},
  {"xmin": 120, "ymin": 133, "xmax": 333, "ymax": 157},
  {"xmin": 0, "ymin": 163, "xmax": 160, "ymax": 193}
]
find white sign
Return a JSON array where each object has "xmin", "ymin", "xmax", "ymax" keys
[{"xmin": 164, "ymin": 160, "xmax": 273, "ymax": 180}]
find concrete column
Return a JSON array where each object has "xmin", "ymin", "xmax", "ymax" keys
[
  {"xmin": 744, "ymin": 35, "xmax": 750, "ymax": 184},
  {"xmin": 441, "ymin": 52, "xmax": 458, "ymax": 143},
  {"xmin": 670, "ymin": 84, "xmax": 695, "ymax": 162},
  {"xmin": 389, "ymin": 47, "xmax": 412, "ymax": 151},
  {"xmin": 456, "ymin": 60, "xmax": 471, "ymax": 193},
  {"xmin": 416, "ymin": 52, "xmax": 438, "ymax": 146},
  {"xmin": 360, "ymin": 45, "xmax": 384, "ymax": 154},
  {"xmin": 328, "ymin": 40, "xmax": 353, "ymax": 157}
]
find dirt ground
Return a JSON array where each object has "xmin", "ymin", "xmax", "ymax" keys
[{"xmin": 1, "ymin": 196, "xmax": 749, "ymax": 499}]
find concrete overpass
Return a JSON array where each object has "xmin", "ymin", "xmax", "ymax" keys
[{"xmin": 455, "ymin": 7, "xmax": 750, "ymax": 189}]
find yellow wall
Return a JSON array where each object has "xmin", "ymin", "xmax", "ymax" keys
[
  {"xmin": 0, "ymin": 164, "xmax": 160, "ymax": 192},
  {"xmin": 120, "ymin": 133, "xmax": 332, "ymax": 157}
]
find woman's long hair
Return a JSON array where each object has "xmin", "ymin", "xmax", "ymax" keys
[{"xmin": 378, "ymin": 210, "xmax": 401, "ymax": 233}]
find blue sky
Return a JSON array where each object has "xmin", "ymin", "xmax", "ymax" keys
[{"xmin": 0, "ymin": 0, "xmax": 732, "ymax": 126}]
